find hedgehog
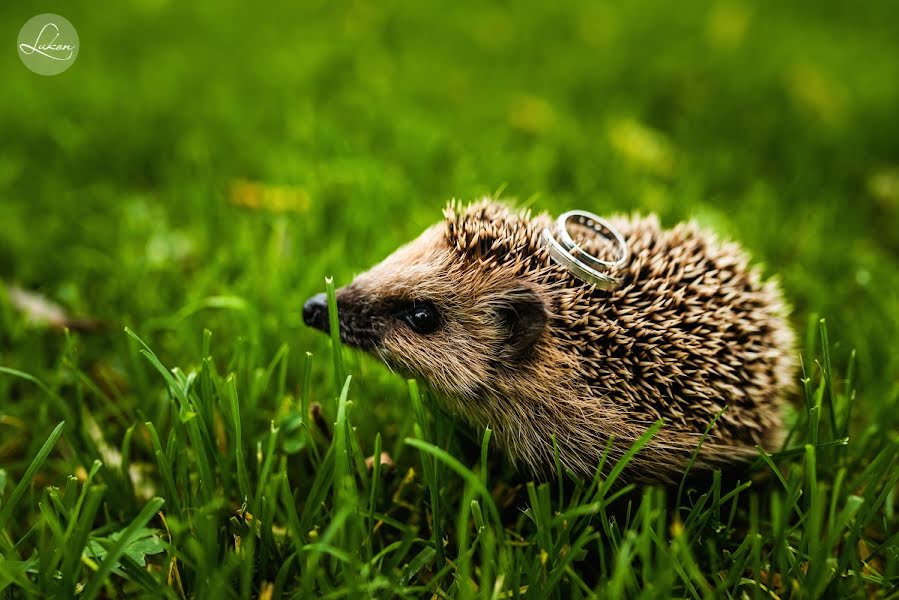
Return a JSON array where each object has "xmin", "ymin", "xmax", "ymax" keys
[{"xmin": 303, "ymin": 199, "xmax": 797, "ymax": 483}]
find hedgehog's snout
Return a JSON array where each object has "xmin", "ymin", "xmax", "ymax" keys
[
  {"xmin": 303, "ymin": 293, "xmax": 329, "ymax": 331},
  {"xmin": 303, "ymin": 289, "xmax": 381, "ymax": 350}
]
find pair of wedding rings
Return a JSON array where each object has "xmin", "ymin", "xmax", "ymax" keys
[{"xmin": 541, "ymin": 210, "xmax": 630, "ymax": 291}]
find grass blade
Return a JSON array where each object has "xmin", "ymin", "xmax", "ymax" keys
[
  {"xmin": 82, "ymin": 497, "xmax": 165, "ymax": 600},
  {"xmin": 0, "ymin": 422, "xmax": 65, "ymax": 537}
]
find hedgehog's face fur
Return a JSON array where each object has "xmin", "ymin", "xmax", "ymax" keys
[
  {"xmin": 304, "ymin": 198, "xmax": 797, "ymax": 483},
  {"xmin": 303, "ymin": 215, "xmax": 556, "ymax": 402}
]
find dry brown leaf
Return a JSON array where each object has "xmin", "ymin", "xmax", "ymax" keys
[
  {"xmin": 5, "ymin": 284, "xmax": 101, "ymax": 332},
  {"xmin": 365, "ymin": 451, "xmax": 395, "ymax": 470}
]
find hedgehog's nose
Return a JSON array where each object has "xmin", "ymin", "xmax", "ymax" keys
[{"xmin": 303, "ymin": 293, "xmax": 329, "ymax": 331}]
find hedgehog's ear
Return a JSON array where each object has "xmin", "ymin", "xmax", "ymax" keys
[{"xmin": 496, "ymin": 286, "xmax": 547, "ymax": 363}]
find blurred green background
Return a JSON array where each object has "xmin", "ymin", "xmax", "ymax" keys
[{"xmin": 1, "ymin": 0, "xmax": 898, "ymax": 435}]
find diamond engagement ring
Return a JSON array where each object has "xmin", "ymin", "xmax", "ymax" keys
[{"xmin": 541, "ymin": 209, "xmax": 630, "ymax": 290}]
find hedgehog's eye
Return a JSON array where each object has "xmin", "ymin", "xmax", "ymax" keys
[{"xmin": 402, "ymin": 301, "xmax": 441, "ymax": 335}]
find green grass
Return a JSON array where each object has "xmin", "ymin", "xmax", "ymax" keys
[{"xmin": 1, "ymin": 0, "xmax": 898, "ymax": 597}]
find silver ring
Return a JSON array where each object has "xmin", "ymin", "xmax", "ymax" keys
[
  {"xmin": 541, "ymin": 210, "xmax": 629, "ymax": 290},
  {"xmin": 556, "ymin": 210, "xmax": 629, "ymax": 270}
]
